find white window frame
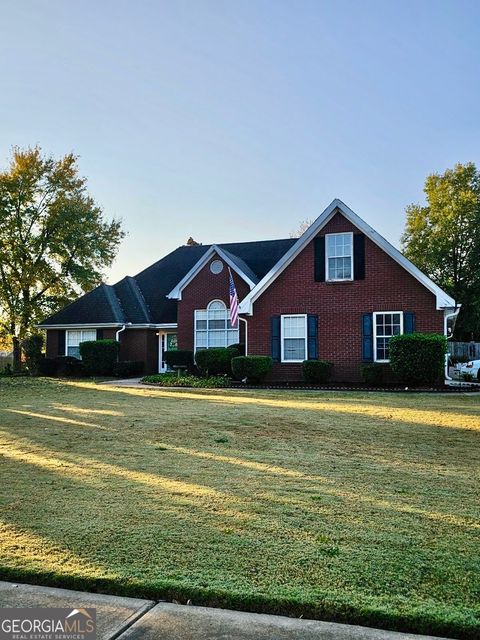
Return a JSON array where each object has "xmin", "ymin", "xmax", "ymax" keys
[
  {"xmin": 194, "ymin": 299, "xmax": 239, "ymax": 352},
  {"xmin": 280, "ymin": 314, "xmax": 307, "ymax": 363},
  {"xmin": 325, "ymin": 232, "xmax": 354, "ymax": 282},
  {"xmin": 65, "ymin": 329, "xmax": 97, "ymax": 359},
  {"xmin": 373, "ymin": 311, "xmax": 403, "ymax": 363}
]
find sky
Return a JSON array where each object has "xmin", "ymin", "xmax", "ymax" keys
[{"xmin": 1, "ymin": 0, "xmax": 479, "ymax": 283}]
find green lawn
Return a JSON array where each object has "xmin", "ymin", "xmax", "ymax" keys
[{"xmin": 0, "ymin": 378, "xmax": 479, "ymax": 638}]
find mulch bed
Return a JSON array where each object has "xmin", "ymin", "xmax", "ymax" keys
[{"xmin": 230, "ymin": 381, "xmax": 480, "ymax": 393}]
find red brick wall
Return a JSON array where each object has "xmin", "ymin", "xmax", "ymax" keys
[
  {"xmin": 247, "ymin": 211, "xmax": 444, "ymax": 382},
  {"xmin": 178, "ymin": 256, "xmax": 250, "ymax": 351},
  {"xmin": 119, "ymin": 329, "xmax": 158, "ymax": 374},
  {"xmin": 45, "ymin": 330, "xmax": 61, "ymax": 358}
]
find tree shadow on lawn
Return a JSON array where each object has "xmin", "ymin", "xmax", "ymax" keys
[
  {"xmin": 67, "ymin": 381, "xmax": 480, "ymax": 432},
  {"xmin": 1, "ymin": 426, "xmax": 479, "ymax": 638},
  {"xmin": 1, "ymin": 386, "xmax": 479, "ymax": 525},
  {"xmin": 1, "ymin": 425, "xmax": 477, "ymax": 537}
]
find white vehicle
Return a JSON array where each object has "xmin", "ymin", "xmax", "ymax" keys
[{"xmin": 457, "ymin": 359, "xmax": 480, "ymax": 381}]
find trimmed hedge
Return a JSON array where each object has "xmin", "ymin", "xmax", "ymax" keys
[
  {"xmin": 361, "ymin": 363, "xmax": 386, "ymax": 385},
  {"xmin": 228, "ymin": 343, "xmax": 246, "ymax": 356},
  {"xmin": 55, "ymin": 356, "xmax": 85, "ymax": 378},
  {"xmin": 231, "ymin": 356, "xmax": 273, "ymax": 383},
  {"xmin": 195, "ymin": 347, "xmax": 240, "ymax": 376},
  {"xmin": 113, "ymin": 361, "xmax": 144, "ymax": 378},
  {"xmin": 302, "ymin": 360, "xmax": 333, "ymax": 383},
  {"xmin": 164, "ymin": 350, "xmax": 194, "ymax": 373},
  {"xmin": 79, "ymin": 340, "xmax": 119, "ymax": 376},
  {"xmin": 37, "ymin": 357, "xmax": 57, "ymax": 377},
  {"xmin": 141, "ymin": 374, "xmax": 231, "ymax": 388},
  {"xmin": 389, "ymin": 333, "xmax": 447, "ymax": 385}
]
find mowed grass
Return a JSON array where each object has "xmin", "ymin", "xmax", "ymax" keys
[{"xmin": 0, "ymin": 378, "xmax": 479, "ymax": 638}]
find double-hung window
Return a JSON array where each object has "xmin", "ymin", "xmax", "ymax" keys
[
  {"xmin": 195, "ymin": 300, "xmax": 239, "ymax": 350},
  {"xmin": 281, "ymin": 314, "xmax": 307, "ymax": 362},
  {"xmin": 326, "ymin": 232, "xmax": 353, "ymax": 281},
  {"xmin": 373, "ymin": 312, "xmax": 403, "ymax": 362},
  {"xmin": 66, "ymin": 330, "xmax": 97, "ymax": 359}
]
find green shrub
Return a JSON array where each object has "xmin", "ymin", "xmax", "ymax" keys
[
  {"xmin": 164, "ymin": 349, "xmax": 194, "ymax": 373},
  {"xmin": 37, "ymin": 357, "xmax": 57, "ymax": 377},
  {"xmin": 231, "ymin": 356, "xmax": 273, "ymax": 383},
  {"xmin": 79, "ymin": 339, "xmax": 119, "ymax": 376},
  {"xmin": 389, "ymin": 333, "xmax": 447, "ymax": 385},
  {"xmin": 228, "ymin": 342, "xmax": 246, "ymax": 356},
  {"xmin": 195, "ymin": 347, "xmax": 240, "ymax": 376},
  {"xmin": 113, "ymin": 361, "xmax": 144, "ymax": 378},
  {"xmin": 360, "ymin": 363, "xmax": 387, "ymax": 385},
  {"xmin": 141, "ymin": 374, "xmax": 231, "ymax": 388},
  {"xmin": 302, "ymin": 360, "xmax": 333, "ymax": 384},
  {"xmin": 55, "ymin": 356, "xmax": 85, "ymax": 377},
  {"xmin": 22, "ymin": 334, "xmax": 44, "ymax": 375}
]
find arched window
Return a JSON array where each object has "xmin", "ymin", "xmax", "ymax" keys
[{"xmin": 194, "ymin": 300, "xmax": 239, "ymax": 350}]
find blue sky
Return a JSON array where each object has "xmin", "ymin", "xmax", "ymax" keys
[{"xmin": 1, "ymin": 0, "xmax": 479, "ymax": 283}]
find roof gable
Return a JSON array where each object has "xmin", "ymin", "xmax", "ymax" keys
[
  {"xmin": 167, "ymin": 245, "xmax": 258, "ymax": 300},
  {"xmin": 238, "ymin": 199, "xmax": 456, "ymax": 314}
]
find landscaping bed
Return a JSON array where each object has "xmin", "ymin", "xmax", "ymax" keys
[{"xmin": 0, "ymin": 377, "xmax": 479, "ymax": 638}]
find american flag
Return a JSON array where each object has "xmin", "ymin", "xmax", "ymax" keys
[{"xmin": 228, "ymin": 268, "xmax": 239, "ymax": 328}]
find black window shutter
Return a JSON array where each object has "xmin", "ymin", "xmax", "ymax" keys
[
  {"xmin": 307, "ymin": 315, "xmax": 318, "ymax": 360},
  {"xmin": 404, "ymin": 312, "xmax": 416, "ymax": 334},
  {"xmin": 271, "ymin": 316, "xmax": 281, "ymax": 362},
  {"xmin": 362, "ymin": 313, "xmax": 373, "ymax": 362},
  {"xmin": 314, "ymin": 236, "xmax": 325, "ymax": 282},
  {"xmin": 58, "ymin": 330, "xmax": 66, "ymax": 356},
  {"xmin": 353, "ymin": 234, "xmax": 365, "ymax": 280},
  {"xmin": 96, "ymin": 329, "xmax": 104, "ymax": 340}
]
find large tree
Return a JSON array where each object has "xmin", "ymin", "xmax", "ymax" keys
[
  {"xmin": 0, "ymin": 147, "xmax": 125, "ymax": 369},
  {"xmin": 402, "ymin": 162, "xmax": 480, "ymax": 339}
]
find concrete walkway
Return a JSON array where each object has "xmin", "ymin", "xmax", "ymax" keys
[{"xmin": 0, "ymin": 581, "xmax": 452, "ymax": 640}]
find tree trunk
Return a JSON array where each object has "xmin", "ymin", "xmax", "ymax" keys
[{"xmin": 12, "ymin": 335, "xmax": 21, "ymax": 372}]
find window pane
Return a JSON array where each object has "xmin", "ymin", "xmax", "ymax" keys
[
  {"xmin": 284, "ymin": 338, "xmax": 305, "ymax": 361},
  {"xmin": 166, "ymin": 334, "xmax": 177, "ymax": 351},
  {"xmin": 227, "ymin": 330, "xmax": 239, "ymax": 345},
  {"xmin": 195, "ymin": 301, "xmax": 239, "ymax": 352},
  {"xmin": 67, "ymin": 331, "xmax": 81, "ymax": 346},
  {"xmin": 326, "ymin": 233, "xmax": 352, "ymax": 258},
  {"xmin": 209, "ymin": 319, "xmax": 226, "ymax": 330},
  {"xmin": 209, "ymin": 331, "xmax": 225, "ymax": 347},
  {"xmin": 375, "ymin": 313, "xmax": 402, "ymax": 360},
  {"xmin": 328, "ymin": 256, "xmax": 351, "ymax": 280},
  {"xmin": 196, "ymin": 331, "xmax": 207, "ymax": 347},
  {"xmin": 283, "ymin": 316, "xmax": 306, "ymax": 338},
  {"xmin": 67, "ymin": 346, "xmax": 81, "ymax": 359},
  {"xmin": 82, "ymin": 330, "xmax": 97, "ymax": 342},
  {"xmin": 376, "ymin": 337, "xmax": 388, "ymax": 361},
  {"xmin": 208, "ymin": 301, "xmax": 225, "ymax": 311}
]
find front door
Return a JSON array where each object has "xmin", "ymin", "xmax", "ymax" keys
[{"xmin": 158, "ymin": 333, "xmax": 178, "ymax": 372}]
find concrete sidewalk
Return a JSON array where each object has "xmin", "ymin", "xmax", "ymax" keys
[{"xmin": 0, "ymin": 581, "xmax": 453, "ymax": 640}]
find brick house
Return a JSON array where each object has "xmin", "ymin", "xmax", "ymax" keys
[{"xmin": 39, "ymin": 200, "xmax": 456, "ymax": 381}]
